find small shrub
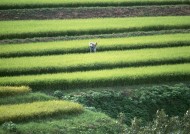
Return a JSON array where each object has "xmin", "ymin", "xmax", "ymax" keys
[
  {"xmin": 2, "ymin": 121, "xmax": 17, "ymax": 132},
  {"xmin": 117, "ymin": 112, "xmax": 126, "ymax": 124},
  {"xmin": 53, "ymin": 90, "xmax": 63, "ymax": 99}
]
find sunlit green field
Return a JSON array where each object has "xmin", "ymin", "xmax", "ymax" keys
[
  {"xmin": 1, "ymin": 33, "xmax": 190, "ymax": 57},
  {"xmin": 0, "ymin": 16, "xmax": 190, "ymax": 39},
  {"xmin": 0, "ymin": 46, "xmax": 190, "ymax": 76},
  {"xmin": 0, "ymin": 63, "xmax": 189, "ymax": 90},
  {"xmin": 0, "ymin": 100, "xmax": 84, "ymax": 123}
]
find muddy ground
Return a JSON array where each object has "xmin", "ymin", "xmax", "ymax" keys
[{"xmin": 0, "ymin": 5, "xmax": 190, "ymax": 20}]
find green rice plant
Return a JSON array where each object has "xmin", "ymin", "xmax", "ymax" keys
[
  {"xmin": 0, "ymin": 46, "xmax": 190, "ymax": 76},
  {"xmin": 0, "ymin": 100, "xmax": 84, "ymax": 123},
  {"xmin": 0, "ymin": 63, "xmax": 189, "ymax": 90},
  {"xmin": 0, "ymin": 16, "xmax": 190, "ymax": 39},
  {"xmin": 0, "ymin": 0, "xmax": 189, "ymax": 9},
  {"xmin": 0, "ymin": 92, "xmax": 56, "ymax": 105},
  {"xmin": 0, "ymin": 33, "xmax": 190, "ymax": 58},
  {"xmin": 0, "ymin": 86, "xmax": 31, "ymax": 97}
]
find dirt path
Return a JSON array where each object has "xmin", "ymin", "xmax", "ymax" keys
[
  {"xmin": 0, "ymin": 5, "xmax": 190, "ymax": 20},
  {"xmin": 1, "ymin": 29, "xmax": 190, "ymax": 45}
]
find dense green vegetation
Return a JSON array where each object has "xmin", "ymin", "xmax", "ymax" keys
[
  {"xmin": 127, "ymin": 109, "xmax": 190, "ymax": 133},
  {"xmin": 0, "ymin": 33, "xmax": 190, "ymax": 58},
  {"xmin": 0, "ymin": 100, "xmax": 84, "ymax": 123},
  {"xmin": 0, "ymin": 0, "xmax": 189, "ymax": 9},
  {"xmin": 65, "ymin": 83, "xmax": 190, "ymax": 125},
  {"xmin": 0, "ymin": 64, "xmax": 189, "ymax": 90},
  {"xmin": 0, "ymin": 16, "xmax": 190, "ymax": 39}
]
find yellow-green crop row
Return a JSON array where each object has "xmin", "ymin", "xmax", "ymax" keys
[
  {"xmin": 0, "ymin": 86, "xmax": 31, "ymax": 97},
  {"xmin": 0, "ymin": 16, "xmax": 190, "ymax": 39},
  {"xmin": 0, "ymin": 46, "xmax": 190, "ymax": 76},
  {"xmin": 0, "ymin": 100, "xmax": 84, "ymax": 123},
  {"xmin": 0, "ymin": 0, "xmax": 189, "ymax": 9},
  {"xmin": 0, "ymin": 63, "xmax": 189, "ymax": 90},
  {"xmin": 0, "ymin": 33, "xmax": 190, "ymax": 58},
  {"xmin": 0, "ymin": 92, "xmax": 56, "ymax": 105}
]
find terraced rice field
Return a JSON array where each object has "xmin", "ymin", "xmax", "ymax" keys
[
  {"xmin": 0, "ymin": 16, "xmax": 190, "ymax": 39},
  {"xmin": 0, "ymin": 0, "xmax": 190, "ymax": 133},
  {"xmin": 0, "ymin": 100, "xmax": 83, "ymax": 123},
  {"xmin": 0, "ymin": 33, "xmax": 190, "ymax": 57},
  {"xmin": 0, "ymin": 16, "xmax": 190, "ymax": 89},
  {"xmin": 0, "ymin": 86, "xmax": 31, "ymax": 97}
]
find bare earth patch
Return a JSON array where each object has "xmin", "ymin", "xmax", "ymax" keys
[{"xmin": 0, "ymin": 5, "xmax": 190, "ymax": 20}]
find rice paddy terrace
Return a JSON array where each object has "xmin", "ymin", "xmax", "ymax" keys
[{"xmin": 0, "ymin": 0, "xmax": 190, "ymax": 133}]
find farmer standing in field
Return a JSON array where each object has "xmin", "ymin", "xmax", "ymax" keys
[{"xmin": 89, "ymin": 42, "xmax": 98, "ymax": 52}]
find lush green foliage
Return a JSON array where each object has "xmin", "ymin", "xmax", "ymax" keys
[
  {"xmin": 0, "ymin": 0, "xmax": 189, "ymax": 9},
  {"xmin": 0, "ymin": 64, "xmax": 189, "ymax": 90},
  {"xmin": 65, "ymin": 83, "xmax": 190, "ymax": 125},
  {"xmin": 2, "ymin": 121, "xmax": 17, "ymax": 133},
  {"xmin": 127, "ymin": 109, "xmax": 190, "ymax": 133},
  {"xmin": 0, "ymin": 100, "xmax": 84, "ymax": 123},
  {"xmin": 0, "ymin": 33, "xmax": 190, "ymax": 58},
  {"xmin": 0, "ymin": 16, "xmax": 190, "ymax": 39},
  {"xmin": 0, "ymin": 86, "xmax": 31, "ymax": 97},
  {"xmin": 53, "ymin": 90, "xmax": 64, "ymax": 99},
  {"xmin": 1, "ymin": 46, "xmax": 190, "ymax": 76},
  {"xmin": 0, "ymin": 92, "xmax": 56, "ymax": 105}
]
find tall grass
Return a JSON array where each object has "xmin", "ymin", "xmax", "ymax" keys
[
  {"xmin": 0, "ymin": 0, "xmax": 189, "ymax": 9},
  {"xmin": 0, "ymin": 16, "xmax": 190, "ymax": 39},
  {"xmin": 0, "ymin": 64, "xmax": 189, "ymax": 90},
  {"xmin": 0, "ymin": 46, "xmax": 189, "ymax": 76},
  {"xmin": 0, "ymin": 33, "xmax": 190, "ymax": 58},
  {"xmin": 0, "ymin": 86, "xmax": 31, "ymax": 97},
  {"xmin": 0, "ymin": 100, "xmax": 84, "ymax": 123}
]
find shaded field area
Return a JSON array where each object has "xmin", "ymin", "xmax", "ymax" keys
[
  {"xmin": 64, "ymin": 83, "xmax": 190, "ymax": 125},
  {"xmin": 0, "ymin": 5, "xmax": 190, "ymax": 20}
]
